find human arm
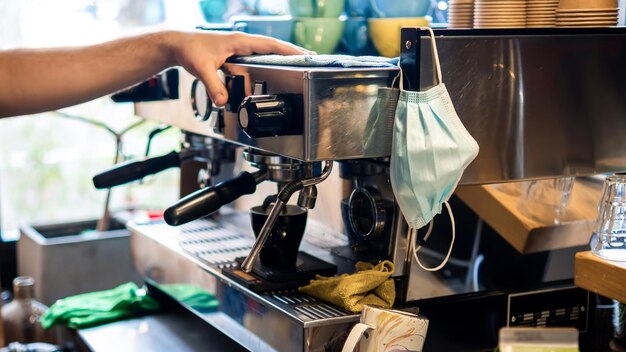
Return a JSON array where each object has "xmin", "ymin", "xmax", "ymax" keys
[{"xmin": 0, "ymin": 30, "xmax": 309, "ymax": 118}]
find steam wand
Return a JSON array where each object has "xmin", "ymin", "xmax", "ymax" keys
[{"xmin": 241, "ymin": 161, "xmax": 334, "ymax": 273}]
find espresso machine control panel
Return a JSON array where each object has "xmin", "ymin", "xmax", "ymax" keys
[{"xmin": 135, "ymin": 64, "xmax": 399, "ymax": 162}]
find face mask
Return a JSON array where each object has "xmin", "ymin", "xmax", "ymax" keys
[{"xmin": 390, "ymin": 27, "xmax": 479, "ymax": 271}]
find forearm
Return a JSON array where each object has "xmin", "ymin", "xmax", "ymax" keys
[{"xmin": 0, "ymin": 31, "xmax": 179, "ymax": 117}]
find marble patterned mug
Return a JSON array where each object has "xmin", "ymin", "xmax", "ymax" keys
[{"xmin": 342, "ymin": 305, "xmax": 429, "ymax": 352}]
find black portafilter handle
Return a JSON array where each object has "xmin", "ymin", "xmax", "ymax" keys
[
  {"xmin": 93, "ymin": 151, "xmax": 181, "ymax": 189},
  {"xmin": 163, "ymin": 171, "xmax": 266, "ymax": 226}
]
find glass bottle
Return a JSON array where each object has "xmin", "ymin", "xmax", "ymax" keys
[
  {"xmin": 591, "ymin": 175, "xmax": 626, "ymax": 261},
  {"xmin": 1, "ymin": 276, "xmax": 53, "ymax": 344}
]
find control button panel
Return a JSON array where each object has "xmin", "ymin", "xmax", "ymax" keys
[{"xmin": 112, "ymin": 68, "xmax": 179, "ymax": 102}]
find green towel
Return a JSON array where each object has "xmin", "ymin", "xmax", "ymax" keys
[
  {"xmin": 157, "ymin": 284, "xmax": 219, "ymax": 312},
  {"xmin": 41, "ymin": 282, "xmax": 160, "ymax": 330}
]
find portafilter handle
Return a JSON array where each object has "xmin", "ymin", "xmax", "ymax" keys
[
  {"xmin": 241, "ymin": 161, "xmax": 333, "ymax": 273},
  {"xmin": 164, "ymin": 170, "xmax": 267, "ymax": 226},
  {"xmin": 93, "ymin": 150, "xmax": 182, "ymax": 189}
]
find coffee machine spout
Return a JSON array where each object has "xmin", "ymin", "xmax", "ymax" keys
[{"xmin": 241, "ymin": 161, "xmax": 333, "ymax": 273}]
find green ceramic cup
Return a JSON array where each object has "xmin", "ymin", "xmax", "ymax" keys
[
  {"xmin": 294, "ymin": 17, "xmax": 345, "ymax": 54},
  {"xmin": 289, "ymin": 0, "xmax": 345, "ymax": 18}
]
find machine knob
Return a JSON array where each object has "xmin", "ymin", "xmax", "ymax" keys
[{"xmin": 238, "ymin": 94, "xmax": 303, "ymax": 138}]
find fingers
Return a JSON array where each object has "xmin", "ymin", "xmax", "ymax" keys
[
  {"xmin": 235, "ymin": 34, "xmax": 314, "ymax": 56},
  {"xmin": 196, "ymin": 63, "xmax": 229, "ymax": 107}
]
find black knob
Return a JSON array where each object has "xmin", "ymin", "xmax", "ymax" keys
[{"xmin": 238, "ymin": 94, "xmax": 303, "ymax": 138}]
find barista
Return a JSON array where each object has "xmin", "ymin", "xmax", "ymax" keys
[{"xmin": 0, "ymin": 30, "xmax": 309, "ymax": 118}]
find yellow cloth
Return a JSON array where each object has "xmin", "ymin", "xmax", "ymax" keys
[{"xmin": 298, "ymin": 260, "xmax": 395, "ymax": 313}]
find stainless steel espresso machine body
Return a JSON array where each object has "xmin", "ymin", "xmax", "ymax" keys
[{"xmin": 123, "ymin": 28, "xmax": 626, "ymax": 351}]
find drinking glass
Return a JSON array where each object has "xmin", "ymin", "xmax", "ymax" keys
[
  {"xmin": 517, "ymin": 177, "xmax": 575, "ymax": 224},
  {"xmin": 591, "ymin": 175, "xmax": 626, "ymax": 261}
]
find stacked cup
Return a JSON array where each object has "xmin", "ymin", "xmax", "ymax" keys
[
  {"xmin": 474, "ymin": 0, "xmax": 527, "ymax": 28},
  {"xmin": 527, "ymin": 0, "xmax": 558, "ymax": 27},
  {"xmin": 591, "ymin": 175, "xmax": 626, "ymax": 261},
  {"xmin": 341, "ymin": 0, "xmax": 374, "ymax": 55},
  {"xmin": 198, "ymin": 0, "xmax": 229, "ymax": 23},
  {"xmin": 231, "ymin": 14, "xmax": 295, "ymax": 42},
  {"xmin": 448, "ymin": 0, "xmax": 475, "ymax": 28},
  {"xmin": 556, "ymin": 0, "xmax": 618, "ymax": 28},
  {"xmin": 290, "ymin": 0, "xmax": 345, "ymax": 54},
  {"xmin": 368, "ymin": 0, "xmax": 432, "ymax": 57}
]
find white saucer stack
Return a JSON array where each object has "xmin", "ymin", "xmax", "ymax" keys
[
  {"xmin": 448, "ymin": 0, "xmax": 475, "ymax": 28},
  {"xmin": 474, "ymin": 0, "xmax": 527, "ymax": 29},
  {"xmin": 527, "ymin": 0, "xmax": 558, "ymax": 27},
  {"xmin": 556, "ymin": 0, "xmax": 618, "ymax": 27}
]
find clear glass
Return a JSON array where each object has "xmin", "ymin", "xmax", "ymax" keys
[
  {"xmin": 592, "ymin": 175, "xmax": 626, "ymax": 261},
  {"xmin": 517, "ymin": 177, "xmax": 575, "ymax": 225},
  {"xmin": 1, "ymin": 277, "xmax": 55, "ymax": 344}
]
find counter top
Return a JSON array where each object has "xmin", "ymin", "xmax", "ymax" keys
[
  {"xmin": 575, "ymin": 251, "xmax": 626, "ymax": 304},
  {"xmin": 76, "ymin": 310, "xmax": 246, "ymax": 352},
  {"xmin": 456, "ymin": 179, "xmax": 601, "ymax": 253}
]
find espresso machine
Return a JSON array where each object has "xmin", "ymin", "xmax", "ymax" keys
[{"xmin": 97, "ymin": 28, "xmax": 626, "ymax": 351}]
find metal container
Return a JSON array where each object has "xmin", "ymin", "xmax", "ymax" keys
[{"xmin": 18, "ymin": 219, "xmax": 140, "ymax": 305}]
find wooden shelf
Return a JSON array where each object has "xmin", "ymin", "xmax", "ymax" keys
[
  {"xmin": 575, "ymin": 251, "xmax": 626, "ymax": 303},
  {"xmin": 455, "ymin": 178, "xmax": 602, "ymax": 253}
]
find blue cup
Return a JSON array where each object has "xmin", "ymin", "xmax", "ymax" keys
[
  {"xmin": 255, "ymin": 0, "xmax": 290, "ymax": 15},
  {"xmin": 199, "ymin": 0, "xmax": 228, "ymax": 23},
  {"xmin": 346, "ymin": 0, "xmax": 371, "ymax": 17},
  {"xmin": 369, "ymin": 0, "xmax": 431, "ymax": 18},
  {"xmin": 341, "ymin": 17, "xmax": 370, "ymax": 55},
  {"xmin": 232, "ymin": 16, "xmax": 295, "ymax": 42}
]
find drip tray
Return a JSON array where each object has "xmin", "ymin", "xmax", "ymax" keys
[
  {"xmin": 222, "ymin": 252, "xmax": 337, "ymax": 292},
  {"xmin": 128, "ymin": 216, "xmax": 356, "ymax": 325}
]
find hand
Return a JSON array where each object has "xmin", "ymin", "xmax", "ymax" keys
[{"xmin": 167, "ymin": 31, "xmax": 311, "ymax": 106}]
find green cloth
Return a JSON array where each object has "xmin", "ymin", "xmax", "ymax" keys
[
  {"xmin": 41, "ymin": 282, "xmax": 160, "ymax": 330},
  {"xmin": 157, "ymin": 284, "xmax": 219, "ymax": 312},
  {"xmin": 298, "ymin": 260, "xmax": 396, "ymax": 313}
]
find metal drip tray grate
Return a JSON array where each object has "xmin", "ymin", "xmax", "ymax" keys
[
  {"xmin": 177, "ymin": 220, "xmax": 254, "ymax": 268},
  {"xmin": 137, "ymin": 218, "xmax": 254, "ymax": 268},
  {"xmin": 131, "ymin": 217, "xmax": 359, "ymax": 328},
  {"xmin": 269, "ymin": 291, "xmax": 351, "ymax": 320}
]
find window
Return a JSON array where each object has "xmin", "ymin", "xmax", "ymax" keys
[{"xmin": 0, "ymin": 0, "xmax": 187, "ymax": 240}]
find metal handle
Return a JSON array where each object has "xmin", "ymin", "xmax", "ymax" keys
[
  {"xmin": 164, "ymin": 170, "xmax": 267, "ymax": 226},
  {"xmin": 241, "ymin": 161, "xmax": 333, "ymax": 273},
  {"xmin": 93, "ymin": 151, "xmax": 181, "ymax": 189}
]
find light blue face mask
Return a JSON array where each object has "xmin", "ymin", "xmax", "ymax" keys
[{"xmin": 390, "ymin": 27, "xmax": 479, "ymax": 271}]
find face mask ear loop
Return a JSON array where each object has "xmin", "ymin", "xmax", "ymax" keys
[
  {"xmin": 419, "ymin": 26, "xmax": 443, "ymax": 85},
  {"xmin": 397, "ymin": 58, "xmax": 405, "ymax": 91},
  {"xmin": 391, "ymin": 72, "xmax": 401, "ymax": 89},
  {"xmin": 413, "ymin": 201, "xmax": 456, "ymax": 272}
]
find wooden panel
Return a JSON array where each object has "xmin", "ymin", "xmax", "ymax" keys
[
  {"xmin": 455, "ymin": 178, "xmax": 602, "ymax": 253},
  {"xmin": 575, "ymin": 251, "xmax": 626, "ymax": 303}
]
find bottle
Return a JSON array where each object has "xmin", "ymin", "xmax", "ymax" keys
[{"xmin": 1, "ymin": 277, "xmax": 53, "ymax": 344}]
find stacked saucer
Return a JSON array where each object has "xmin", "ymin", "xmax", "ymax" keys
[
  {"xmin": 556, "ymin": 0, "xmax": 618, "ymax": 27},
  {"xmin": 474, "ymin": 0, "xmax": 527, "ymax": 29},
  {"xmin": 448, "ymin": 0, "xmax": 475, "ymax": 28},
  {"xmin": 527, "ymin": 0, "xmax": 558, "ymax": 27}
]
